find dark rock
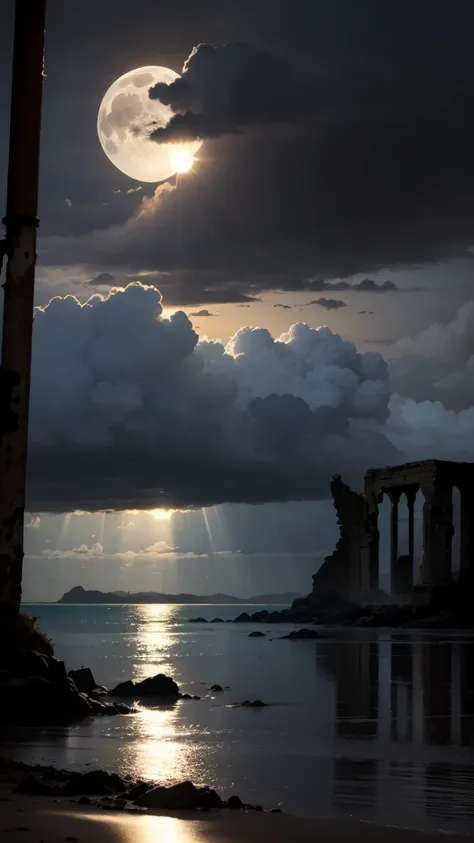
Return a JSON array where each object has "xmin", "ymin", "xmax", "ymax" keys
[
  {"xmin": 137, "ymin": 780, "xmax": 209, "ymax": 810},
  {"xmin": 266, "ymin": 611, "xmax": 287, "ymax": 623},
  {"xmin": 108, "ymin": 680, "xmax": 135, "ymax": 697},
  {"xmin": 192, "ymin": 695, "xmax": 201, "ymax": 700},
  {"xmin": 210, "ymin": 618, "xmax": 225, "ymax": 623},
  {"xmin": 250, "ymin": 610, "xmax": 269, "ymax": 621},
  {"xmin": 210, "ymin": 684, "xmax": 223, "ymax": 692},
  {"xmin": 11, "ymin": 651, "xmax": 67, "ymax": 682},
  {"xmin": 227, "ymin": 795, "xmax": 245, "ymax": 810},
  {"xmin": 197, "ymin": 787, "xmax": 222, "ymax": 810},
  {"xmin": 271, "ymin": 808, "xmax": 282, "ymax": 813},
  {"xmin": 241, "ymin": 699, "xmax": 267, "ymax": 708},
  {"xmin": 63, "ymin": 769, "xmax": 128, "ymax": 796},
  {"xmin": 114, "ymin": 702, "xmax": 132, "ymax": 714},
  {"xmin": 180, "ymin": 693, "xmax": 192, "ymax": 700},
  {"xmin": 109, "ymin": 673, "xmax": 179, "ymax": 699},
  {"xmin": 255, "ymin": 804, "xmax": 264, "ymax": 812},
  {"xmin": 234, "ymin": 612, "xmax": 251, "ymax": 623},
  {"xmin": 249, "ymin": 631, "xmax": 265, "ymax": 637},
  {"xmin": 123, "ymin": 781, "xmax": 151, "ymax": 801},
  {"xmin": 68, "ymin": 668, "xmax": 98, "ymax": 695},
  {"xmin": 77, "ymin": 796, "xmax": 91, "ymax": 805},
  {"xmin": 137, "ymin": 674, "xmax": 179, "ymax": 697},
  {"xmin": 13, "ymin": 776, "xmax": 60, "ymax": 796},
  {"xmin": 281, "ymin": 628, "xmax": 321, "ymax": 640},
  {"xmin": 188, "ymin": 618, "xmax": 208, "ymax": 623}
]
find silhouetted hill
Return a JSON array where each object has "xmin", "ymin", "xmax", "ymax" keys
[{"xmin": 58, "ymin": 585, "xmax": 302, "ymax": 605}]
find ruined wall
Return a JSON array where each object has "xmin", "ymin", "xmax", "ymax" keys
[{"xmin": 310, "ymin": 475, "xmax": 370, "ymax": 603}]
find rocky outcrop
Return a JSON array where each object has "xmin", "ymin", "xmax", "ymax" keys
[
  {"xmin": 0, "ymin": 650, "xmax": 132, "ymax": 724},
  {"xmin": 310, "ymin": 475, "xmax": 371, "ymax": 603}
]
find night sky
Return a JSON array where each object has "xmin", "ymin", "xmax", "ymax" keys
[{"xmin": 1, "ymin": 1, "xmax": 474, "ymax": 598}]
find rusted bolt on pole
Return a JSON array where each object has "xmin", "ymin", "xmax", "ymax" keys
[{"xmin": 0, "ymin": 0, "xmax": 47, "ymax": 643}]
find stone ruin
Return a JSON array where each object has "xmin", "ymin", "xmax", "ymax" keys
[{"xmin": 312, "ymin": 460, "xmax": 474, "ymax": 607}]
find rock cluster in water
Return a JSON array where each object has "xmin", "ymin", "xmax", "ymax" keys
[
  {"xmin": 0, "ymin": 651, "xmax": 202, "ymax": 725},
  {"xmin": 109, "ymin": 673, "xmax": 199, "ymax": 700},
  {"xmin": 226, "ymin": 595, "xmax": 474, "ymax": 629},
  {"xmin": 0, "ymin": 652, "xmax": 133, "ymax": 724},
  {"xmin": 1, "ymin": 758, "xmax": 281, "ymax": 813}
]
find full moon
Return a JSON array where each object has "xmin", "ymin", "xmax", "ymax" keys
[{"xmin": 97, "ymin": 66, "xmax": 202, "ymax": 182}]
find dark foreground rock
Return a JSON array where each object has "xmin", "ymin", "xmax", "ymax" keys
[
  {"xmin": 0, "ymin": 656, "xmax": 133, "ymax": 725},
  {"xmin": 249, "ymin": 631, "xmax": 266, "ymax": 637},
  {"xmin": 1, "ymin": 758, "xmax": 278, "ymax": 813},
  {"xmin": 136, "ymin": 781, "xmax": 222, "ymax": 810},
  {"xmin": 281, "ymin": 628, "xmax": 320, "ymax": 640},
  {"xmin": 234, "ymin": 699, "xmax": 267, "ymax": 708}
]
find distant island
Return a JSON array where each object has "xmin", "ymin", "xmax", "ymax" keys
[{"xmin": 58, "ymin": 585, "xmax": 303, "ymax": 605}]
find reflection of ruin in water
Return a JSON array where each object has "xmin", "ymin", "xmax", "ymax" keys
[
  {"xmin": 317, "ymin": 634, "xmax": 474, "ymax": 747},
  {"xmin": 316, "ymin": 633, "xmax": 474, "ymax": 824}
]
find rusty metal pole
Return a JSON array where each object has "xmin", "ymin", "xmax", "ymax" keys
[{"xmin": 0, "ymin": 0, "xmax": 47, "ymax": 643}]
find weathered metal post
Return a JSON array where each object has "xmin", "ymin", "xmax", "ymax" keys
[{"xmin": 0, "ymin": 0, "xmax": 47, "ymax": 642}]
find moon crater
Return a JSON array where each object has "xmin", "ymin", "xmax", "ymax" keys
[{"xmin": 97, "ymin": 65, "xmax": 202, "ymax": 182}]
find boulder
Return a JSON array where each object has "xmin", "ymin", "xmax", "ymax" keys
[
  {"xmin": 11, "ymin": 650, "xmax": 67, "ymax": 682},
  {"xmin": 241, "ymin": 700, "xmax": 267, "ymax": 708},
  {"xmin": 281, "ymin": 628, "xmax": 320, "ymax": 640},
  {"xmin": 250, "ymin": 611, "xmax": 269, "ymax": 622},
  {"xmin": 109, "ymin": 673, "xmax": 179, "ymax": 699},
  {"xmin": 234, "ymin": 612, "xmax": 251, "ymax": 623},
  {"xmin": 68, "ymin": 668, "xmax": 98, "ymax": 695},
  {"xmin": 227, "ymin": 795, "xmax": 245, "ymax": 810},
  {"xmin": 108, "ymin": 680, "xmax": 135, "ymax": 697},
  {"xmin": 266, "ymin": 611, "xmax": 286, "ymax": 622},
  {"xmin": 123, "ymin": 781, "xmax": 151, "ymax": 801},
  {"xmin": 136, "ymin": 780, "xmax": 221, "ymax": 811},
  {"xmin": 210, "ymin": 684, "xmax": 223, "ymax": 692},
  {"xmin": 249, "ymin": 631, "xmax": 265, "ymax": 638},
  {"xmin": 210, "ymin": 618, "xmax": 225, "ymax": 623}
]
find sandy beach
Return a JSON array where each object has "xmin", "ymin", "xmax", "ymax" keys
[{"xmin": 2, "ymin": 795, "xmax": 474, "ymax": 843}]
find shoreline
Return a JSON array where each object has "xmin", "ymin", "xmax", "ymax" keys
[{"xmin": 2, "ymin": 793, "xmax": 474, "ymax": 843}]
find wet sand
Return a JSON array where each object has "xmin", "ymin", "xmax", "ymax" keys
[{"xmin": 2, "ymin": 796, "xmax": 473, "ymax": 843}]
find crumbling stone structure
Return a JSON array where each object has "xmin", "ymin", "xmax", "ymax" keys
[
  {"xmin": 313, "ymin": 460, "xmax": 474, "ymax": 607},
  {"xmin": 311, "ymin": 475, "xmax": 372, "ymax": 603}
]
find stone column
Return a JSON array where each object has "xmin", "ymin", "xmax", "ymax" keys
[
  {"xmin": 459, "ymin": 490, "xmax": 474, "ymax": 590},
  {"xmin": 415, "ymin": 482, "xmax": 454, "ymax": 606},
  {"xmin": 388, "ymin": 489, "xmax": 401, "ymax": 596},
  {"xmin": 406, "ymin": 488, "xmax": 417, "ymax": 574},
  {"xmin": 360, "ymin": 492, "xmax": 379, "ymax": 597}
]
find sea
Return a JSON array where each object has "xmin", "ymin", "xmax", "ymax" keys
[{"xmin": 2, "ymin": 603, "xmax": 474, "ymax": 834}]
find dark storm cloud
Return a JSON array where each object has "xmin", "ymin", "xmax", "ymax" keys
[
  {"xmin": 11, "ymin": 0, "xmax": 474, "ymax": 301},
  {"xmin": 26, "ymin": 283, "xmax": 398, "ymax": 512},
  {"xmin": 87, "ymin": 272, "xmax": 116, "ymax": 287},
  {"xmin": 149, "ymin": 42, "xmax": 309, "ymax": 143},
  {"xmin": 307, "ymin": 279, "xmax": 399, "ymax": 293},
  {"xmin": 312, "ymin": 298, "xmax": 347, "ymax": 310}
]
